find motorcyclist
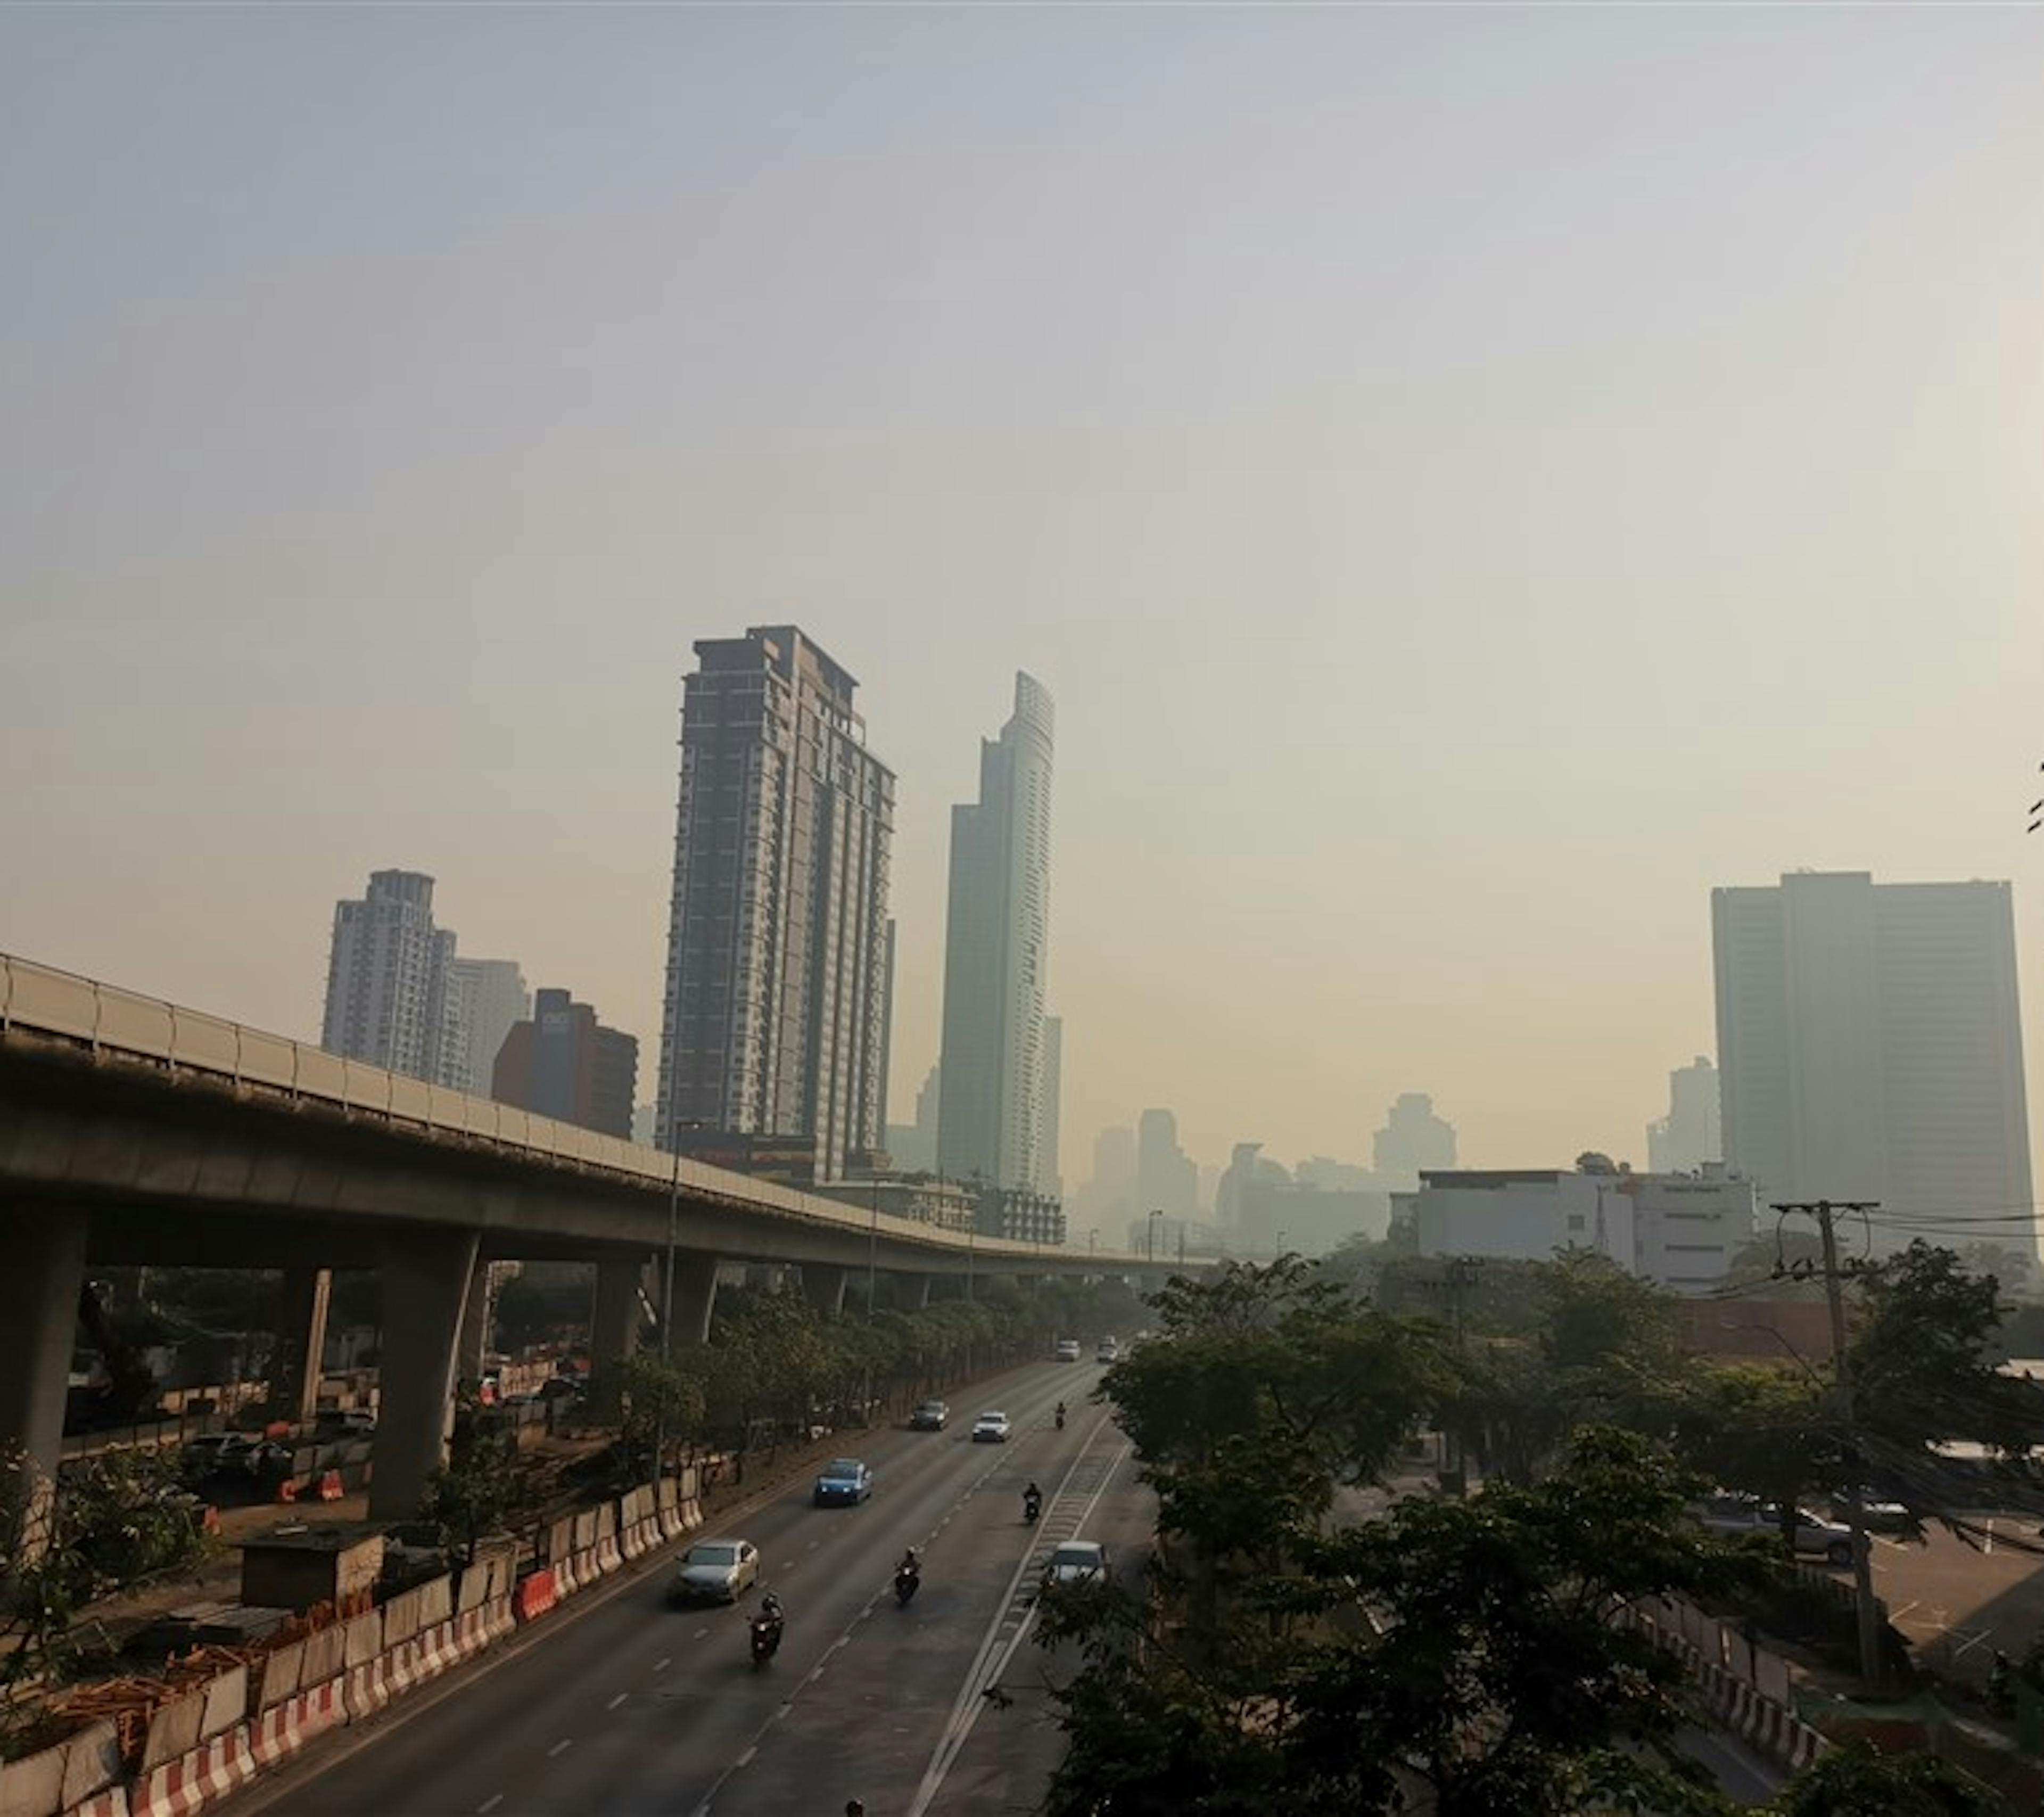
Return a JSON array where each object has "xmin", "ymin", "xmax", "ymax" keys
[
  {"xmin": 897, "ymin": 1548, "xmax": 920, "ymax": 1577},
  {"xmin": 757, "ymin": 1591, "xmax": 784, "ymax": 1630},
  {"xmin": 1054, "ymin": 1401, "xmax": 1067, "ymax": 1429},
  {"xmin": 1023, "ymin": 1481, "xmax": 1042, "ymax": 1520}
]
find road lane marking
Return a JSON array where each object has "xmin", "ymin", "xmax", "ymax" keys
[
  {"xmin": 477, "ymin": 1798, "xmax": 503, "ymax": 1814},
  {"xmin": 654, "ymin": 1656, "xmax": 672, "ymax": 1671},
  {"xmin": 909, "ymin": 1419, "xmax": 1128, "ymax": 1817},
  {"xmin": 547, "ymin": 1738, "xmax": 573, "ymax": 1758},
  {"xmin": 736, "ymin": 1746, "xmax": 757, "ymax": 1768},
  {"xmin": 808, "ymin": 1666, "xmax": 826, "ymax": 1682},
  {"xmin": 607, "ymin": 1692, "xmax": 629, "ymax": 1710},
  {"xmin": 693, "ymin": 1627, "xmax": 708, "ymax": 1639}
]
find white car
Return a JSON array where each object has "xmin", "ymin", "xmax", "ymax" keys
[
  {"xmin": 1055, "ymin": 1339, "xmax": 1082, "ymax": 1362},
  {"xmin": 669, "ymin": 1538, "xmax": 761, "ymax": 1605},
  {"xmin": 1042, "ymin": 1541, "xmax": 1109, "ymax": 1589},
  {"xmin": 1692, "ymin": 1494, "xmax": 1858, "ymax": 1567},
  {"xmin": 971, "ymin": 1411, "xmax": 1012, "ymax": 1444}
]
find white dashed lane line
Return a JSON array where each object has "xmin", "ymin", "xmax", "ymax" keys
[
  {"xmin": 607, "ymin": 1692, "xmax": 629, "ymax": 1710},
  {"xmin": 546, "ymin": 1739, "xmax": 573, "ymax": 1759},
  {"xmin": 654, "ymin": 1656, "xmax": 672, "ymax": 1672},
  {"xmin": 476, "ymin": 1797, "xmax": 503, "ymax": 1814}
]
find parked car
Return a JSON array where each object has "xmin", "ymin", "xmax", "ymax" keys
[
  {"xmin": 1042, "ymin": 1541, "xmax": 1109, "ymax": 1589},
  {"xmin": 241, "ymin": 1440, "xmax": 296, "ymax": 1478},
  {"xmin": 178, "ymin": 1433, "xmax": 239, "ymax": 1476},
  {"xmin": 1692, "ymin": 1493, "xmax": 1858, "ymax": 1566},
  {"xmin": 814, "ymin": 1459, "xmax": 873, "ymax": 1506},
  {"xmin": 1827, "ymin": 1490, "xmax": 1914, "ymax": 1535},
  {"xmin": 910, "ymin": 1401, "xmax": 949, "ymax": 1431},
  {"xmin": 971, "ymin": 1411, "xmax": 1012, "ymax": 1444},
  {"xmin": 314, "ymin": 1410, "xmax": 376, "ymax": 1438},
  {"xmin": 669, "ymin": 1538, "xmax": 761, "ymax": 1605},
  {"xmin": 1054, "ymin": 1339, "xmax": 1082, "ymax": 1363}
]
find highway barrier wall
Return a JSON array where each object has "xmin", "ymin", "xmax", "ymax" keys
[
  {"xmin": 21, "ymin": 1478, "xmax": 679, "ymax": 1817},
  {"xmin": 1624, "ymin": 1596, "xmax": 1829, "ymax": 1771}
]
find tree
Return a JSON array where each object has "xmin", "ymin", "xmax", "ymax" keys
[
  {"xmin": 1670, "ymin": 1363, "xmax": 1839, "ymax": 1551},
  {"xmin": 591, "ymin": 1351, "xmax": 706, "ymax": 1476},
  {"xmin": 1768, "ymin": 1742, "xmax": 2001, "ymax": 1816},
  {"xmin": 1039, "ymin": 1426, "xmax": 1749, "ymax": 1817},
  {"xmin": 418, "ymin": 1432, "xmax": 525, "ymax": 1567}
]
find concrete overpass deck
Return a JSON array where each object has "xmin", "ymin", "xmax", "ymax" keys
[{"xmin": 0, "ymin": 952, "xmax": 1153, "ymax": 1520}]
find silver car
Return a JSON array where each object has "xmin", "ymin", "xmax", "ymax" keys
[
  {"xmin": 1042, "ymin": 1541, "xmax": 1109, "ymax": 1589},
  {"xmin": 1693, "ymin": 1494, "xmax": 1858, "ymax": 1567},
  {"xmin": 669, "ymin": 1538, "xmax": 761, "ymax": 1605}
]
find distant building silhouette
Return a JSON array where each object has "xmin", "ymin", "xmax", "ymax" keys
[
  {"xmin": 1042, "ymin": 1016, "xmax": 1064, "ymax": 1197},
  {"xmin": 1069, "ymin": 1125, "xmax": 1136, "ymax": 1233},
  {"xmin": 886, "ymin": 1064, "xmax": 942, "ymax": 1173},
  {"xmin": 1713, "ymin": 870, "xmax": 2033, "ymax": 1255},
  {"xmin": 655, "ymin": 627, "xmax": 895, "ymax": 1182},
  {"xmin": 1138, "ymin": 1109, "xmax": 1198, "ymax": 1219},
  {"xmin": 320, "ymin": 869, "xmax": 455, "ymax": 1084},
  {"xmin": 1371, "ymin": 1093, "xmax": 1457, "ymax": 1184},
  {"xmin": 493, "ymin": 988, "xmax": 638, "ymax": 1140},
  {"xmin": 1646, "ymin": 1056, "xmax": 1721, "ymax": 1175},
  {"xmin": 443, "ymin": 957, "xmax": 530, "ymax": 1098},
  {"xmin": 938, "ymin": 673, "xmax": 1056, "ymax": 1192}
]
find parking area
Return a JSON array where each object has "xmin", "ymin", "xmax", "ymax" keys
[{"xmin": 1870, "ymin": 1514, "xmax": 2044, "ymax": 1688}]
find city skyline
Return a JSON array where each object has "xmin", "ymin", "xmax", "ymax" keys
[{"xmin": 6, "ymin": 11, "xmax": 2043, "ymax": 1196}]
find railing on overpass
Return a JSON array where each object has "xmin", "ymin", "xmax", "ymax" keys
[{"xmin": 0, "ymin": 952, "xmax": 1136, "ymax": 1268}]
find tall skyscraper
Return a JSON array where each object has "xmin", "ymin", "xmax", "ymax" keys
[
  {"xmin": 937, "ymin": 672, "xmax": 1056, "ymax": 1191},
  {"xmin": 320, "ymin": 869, "xmax": 455, "ymax": 1082},
  {"xmin": 1138, "ymin": 1108, "xmax": 1198, "ymax": 1218},
  {"xmin": 1713, "ymin": 871, "xmax": 2033, "ymax": 1253},
  {"xmin": 442, "ymin": 957, "xmax": 530, "ymax": 1097},
  {"xmin": 1646, "ymin": 1056, "xmax": 1722, "ymax": 1175},
  {"xmin": 886, "ymin": 1064, "xmax": 942, "ymax": 1173},
  {"xmin": 1372, "ymin": 1093, "xmax": 1457, "ymax": 1185},
  {"xmin": 493, "ymin": 988, "xmax": 638, "ymax": 1139},
  {"xmin": 1041, "ymin": 1015, "xmax": 1064, "ymax": 1199},
  {"xmin": 656, "ymin": 627, "xmax": 896, "ymax": 1182}
]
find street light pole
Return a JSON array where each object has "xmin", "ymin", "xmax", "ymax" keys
[
  {"xmin": 863, "ymin": 1174, "xmax": 879, "ymax": 1426},
  {"xmin": 653, "ymin": 1136, "xmax": 682, "ymax": 1483},
  {"xmin": 1148, "ymin": 1208, "xmax": 1163, "ymax": 1263}
]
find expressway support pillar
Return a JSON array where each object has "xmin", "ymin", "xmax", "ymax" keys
[
  {"xmin": 367, "ymin": 1229, "xmax": 478, "ymax": 1520},
  {"xmin": 455, "ymin": 1257, "xmax": 492, "ymax": 1384},
  {"xmin": 925, "ymin": 1275, "xmax": 967, "ymax": 1304},
  {"xmin": 800, "ymin": 1263, "xmax": 849, "ymax": 1318},
  {"xmin": 271, "ymin": 1267, "xmax": 332, "ymax": 1425},
  {"xmin": 0, "ymin": 1208, "xmax": 87, "ymax": 1551},
  {"xmin": 592, "ymin": 1259, "xmax": 647, "ymax": 1367},
  {"xmin": 902, "ymin": 1274, "xmax": 933, "ymax": 1310},
  {"xmin": 665, "ymin": 1253, "xmax": 720, "ymax": 1349}
]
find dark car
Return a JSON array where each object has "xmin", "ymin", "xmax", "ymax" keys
[
  {"xmin": 909, "ymin": 1401, "xmax": 949, "ymax": 1431},
  {"xmin": 814, "ymin": 1458, "xmax": 873, "ymax": 1506}
]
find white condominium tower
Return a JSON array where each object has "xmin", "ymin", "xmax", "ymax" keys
[
  {"xmin": 442, "ymin": 957, "xmax": 531, "ymax": 1097},
  {"xmin": 938, "ymin": 672, "xmax": 1055, "ymax": 1192},
  {"xmin": 1712, "ymin": 870, "xmax": 2033, "ymax": 1253},
  {"xmin": 320, "ymin": 869, "xmax": 456, "ymax": 1082},
  {"xmin": 656, "ymin": 627, "xmax": 895, "ymax": 1182}
]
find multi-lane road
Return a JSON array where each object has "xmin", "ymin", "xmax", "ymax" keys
[{"xmin": 236, "ymin": 1359, "xmax": 1147, "ymax": 1817}]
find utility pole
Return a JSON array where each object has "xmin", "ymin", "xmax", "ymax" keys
[
  {"xmin": 1774, "ymin": 1198, "xmax": 1884, "ymax": 1691},
  {"xmin": 1439, "ymin": 1255, "xmax": 1482, "ymax": 1496}
]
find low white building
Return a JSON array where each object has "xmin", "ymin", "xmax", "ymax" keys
[{"xmin": 1403, "ymin": 1161, "xmax": 1755, "ymax": 1294}]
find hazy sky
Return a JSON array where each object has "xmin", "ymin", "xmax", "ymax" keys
[{"xmin": 5, "ymin": 7, "xmax": 2042, "ymax": 1195}]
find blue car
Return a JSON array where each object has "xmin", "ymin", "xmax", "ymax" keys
[{"xmin": 813, "ymin": 1458, "xmax": 872, "ymax": 1507}]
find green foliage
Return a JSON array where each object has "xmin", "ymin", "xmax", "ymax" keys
[
  {"xmin": 1041, "ymin": 1423, "xmax": 1745, "ymax": 1817},
  {"xmin": 591, "ymin": 1351, "xmax": 708, "ymax": 1473},
  {"xmin": 3, "ymin": 1444, "xmax": 212, "ymax": 1725},
  {"xmin": 419, "ymin": 1428, "xmax": 529, "ymax": 1566},
  {"xmin": 1768, "ymin": 1741, "xmax": 2002, "ymax": 1815}
]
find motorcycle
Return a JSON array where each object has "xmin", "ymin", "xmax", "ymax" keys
[
  {"xmin": 894, "ymin": 1565, "xmax": 920, "ymax": 1606},
  {"xmin": 749, "ymin": 1614, "xmax": 784, "ymax": 1667},
  {"xmin": 1055, "ymin": 1406, "xmax": 1067, "ymax": 1431},
  {"xmin": 1023, "ymin": 1490, "xmax": 1042, "ymax": 1525}
]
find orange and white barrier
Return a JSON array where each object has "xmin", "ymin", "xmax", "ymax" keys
[
  {"xmin": 515, "ymin": 1569, "xmax": 559, "ymax": 1624},
  {"xmin": 298, "ymin": 1678, "xmax": 346, "ymax": 1741},
  {"xmin": 129, "ymin": 1751, "xmax": 204, "ymax": 1817},
  {"xmin": 63, "ymin": 1789, "xmax": 129, "ymax": 1817},
  {"xmin": 342, "ymin": 1657, "xmax": 388, "ymax": 1723}
]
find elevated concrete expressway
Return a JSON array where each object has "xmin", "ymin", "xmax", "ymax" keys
[{"xmin": 0, "ymin": 953, "xmax": 1155, "ymax": 1519}]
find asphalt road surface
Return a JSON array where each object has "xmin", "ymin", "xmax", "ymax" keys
[{"xmin": 234, "ymin": 1359, "xmax": 1145, "ymax": 1817}]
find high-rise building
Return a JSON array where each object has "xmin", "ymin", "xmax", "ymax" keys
[
  {"xmin": 1041, "ymin": 1016, "xmax": 1064, "ymax": 1197},
  {"xmin": 937, "ymin": 673, "xmax": 1056, "ymax": 1191},
  {"xmin": 442, "ymin": 958, "xmax": 530, "ymax": 1097},
  {"xmin": 320, "ymin": 869, "xmax": 455, "ymax": 1082},
  {"xmin": 886, "ymin": 1064, "xmax": 942, "ymax": 1173},
  {"xmin": 492, "ymin": 988, "xmax": 639, "ymax": 1140},
  {"xmin": 1712, "ymin": 871, "xmax": 2033, "ymax": 1253},
  {"xmin": 1371, "ymin": 1093, "xmax": 1457, "ymax": 1184},
  {"xmin": 655, "ymin": 627, "xmax": 896, "ymax": 1182},
  {"xmin": 1138, "ymin": 1108, "xmax": 1198, "ymax": 1219},
  {"xmin": 1646, "ymin": 1056, "xmax": 1722, "ymax": 1175}
]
